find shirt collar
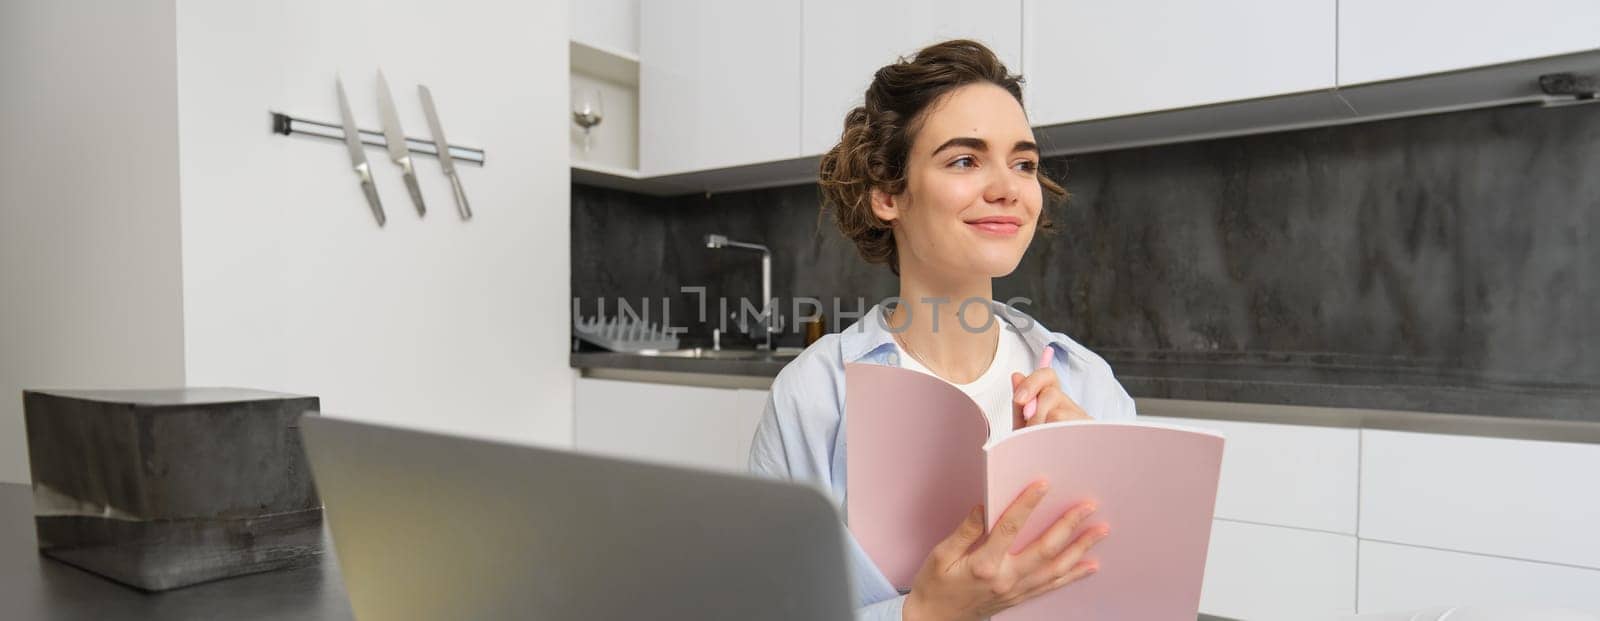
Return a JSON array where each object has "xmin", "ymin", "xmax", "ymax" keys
[{"xmin": 838, "ymin": 299, "xmax": 1075, "ymax": 365}]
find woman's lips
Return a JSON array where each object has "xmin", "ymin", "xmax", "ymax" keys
[
  {"xmin": 966, "ymin": 217, "xmax": 1022, "ymax": 236},
  {"xmin": 969, "ymin": 222, "xmax": 1020, "ymax": 235}
]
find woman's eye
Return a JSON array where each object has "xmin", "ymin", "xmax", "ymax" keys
[
  {"xmin": 1013, "ymin": 160, "xmax": 1039, "ymax": 173},
  {"xmin": 950, "ymin": 155, "xmax": 977, "ymax": 169}
]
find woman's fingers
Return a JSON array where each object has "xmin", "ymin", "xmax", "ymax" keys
[
  {"xmin": 1010, "ymin": 373, "xmax": 1027, "ymax": 430},
  {"xmin": 1017, "ymin": 383, "xmax": 1091, "ymax": 428},
  {"xmin": 931, "ymin": 504, "xmax": 987, "ymax": 565},
  {"xmin": 1012, "ymin": 558, "xmax": 1101, "ymax": 605},
  {"xmin": 1022, "ymin": 390, "xmax": 1062, "ymax": 428},
  {"xmin": 1035, "ymin": 390, "xmax": 1091, "ymax": 425},
  {"xmin": 1017, "ymin": 501, "xmax": 1096, "ymax": 568},
  {"xmin": 1011, "ymin": 368, "xmax": 1058, "ymax": 414},
  {"xmin": 1010, "ymin": 521, "xmax": 1110, "ymax": 596},
  {"xmin": 965, "ymin": 480, "xmax": 1049, "ymax": 579}
]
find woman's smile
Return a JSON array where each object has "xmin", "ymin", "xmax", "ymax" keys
[{"xmin": 964, "ymin": 215, "xmax": 1023, "ymax": 237}]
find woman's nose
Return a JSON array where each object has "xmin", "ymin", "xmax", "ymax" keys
[{"xmin": 984, "ymin": 164, "xmax": 1020, "ymax": 205}]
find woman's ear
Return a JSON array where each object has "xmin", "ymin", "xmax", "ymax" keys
[{"xmin": 869, "ymin": 187, "xmax": 899, "ymax": 223}]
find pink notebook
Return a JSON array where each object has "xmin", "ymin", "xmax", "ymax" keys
[{"xmin": 844, "ymin": 363, "xmax": 1224, "ymax": 620}]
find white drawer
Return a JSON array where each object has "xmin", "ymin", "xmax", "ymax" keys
[
  {"xmin": 1358, "ymin": 540, "xmax": 1600, "ymax": 614},
  {"xmin": 1143, "ymin": 415, "xmax": 1358, "ymax": 534},
  {"xmin": 574, "ymin": 378, "xmax": 747, "ymax": 473},
  {"xmin": 1200, "ymin": 519, "xmax": 1357, "ymax": 620},
  {"xmin": 1360, "ymin": 429, "xmax": 1600, "ymax": 569}
]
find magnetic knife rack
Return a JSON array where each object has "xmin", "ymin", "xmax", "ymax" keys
[{"xmin": 270, "ymin": 111, "xmax": 486, "ymax": 166}]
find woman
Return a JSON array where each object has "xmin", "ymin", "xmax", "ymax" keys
[{"xmin": 748, "ymin": 39, "xmax": 1137, "ymax": 621}]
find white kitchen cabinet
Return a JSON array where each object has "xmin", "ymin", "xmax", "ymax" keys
[
  {"xmin": 1199, "ymin": 519, "xmax": 1357, "ymax": 620},
  {"xmin": 1022, "ymin": 0, "xmax": 1335, "ymax": 126},
  {"xmin": 1360, "ymin": 429, "xmax": 1600, "ymax": 570},
  {"xmin": 574, "ymin": 378, "xmax": 766, "ymax": 474},
  {"xmin": 733, "ymin": 389, "xmax": 771, "ymax": 471},
  {"xmin": 1358, "ymin": 540, "xmax": 1600, "ymax": 614},
  {"xmin": 1141, "ymin": 416, "xmax": 1358, "ymax": 534},
  {"xmin": 798, "ymin": 1, "xmax": 1022, "ymax": 156},
  {"xmin": 1338, "ymin": 0, "xmax": 1600, "ymax": 86},
  {"xmin": 638, "ymin": 0, "xmax": 802, "ymax": 176}
]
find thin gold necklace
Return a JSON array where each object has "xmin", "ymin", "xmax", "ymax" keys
[{"xmin": 888, "ymin": 306, "xmax": 998, "ymax": 381}]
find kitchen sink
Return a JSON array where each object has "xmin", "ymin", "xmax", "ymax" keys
[{"xmin": 636, "ymin": 347, "xmax": 803, "ymax": 361}]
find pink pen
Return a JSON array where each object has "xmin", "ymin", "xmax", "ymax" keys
[{"xmin": 1022, "ymin": 346, "xmax": 1056, "ymax": 421}]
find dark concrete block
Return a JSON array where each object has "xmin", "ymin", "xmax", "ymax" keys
[{"xmin": 22, "ymin": 388, "xmax": 323, "ymax": 591}]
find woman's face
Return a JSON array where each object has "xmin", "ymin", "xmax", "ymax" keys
[{"xmin": 873, "ymin": 82, "xmax": 1044, "ymax": 282}]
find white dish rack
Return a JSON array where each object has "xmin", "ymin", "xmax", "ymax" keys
[{"xmin": 572, "ymin": 314, "xmax": 680, "ymax": 353}]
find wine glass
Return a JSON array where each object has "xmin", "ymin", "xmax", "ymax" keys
[{"xmin": 572, "ymin": 88, "xmax": 604, "ymax": 153}]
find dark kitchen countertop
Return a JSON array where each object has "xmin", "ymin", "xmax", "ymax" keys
[
  {"xmin": 572, "ymin": 349, "xmax": 1600, "ymax": 442},
  {"xmin": 1104, "ymin": 352, "xmax": 1600, "ymax": 423}
]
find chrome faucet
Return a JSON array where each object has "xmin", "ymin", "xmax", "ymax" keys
[{"xmin": 704, "ymin": 233, "xmax": 781, "ymax": 350}]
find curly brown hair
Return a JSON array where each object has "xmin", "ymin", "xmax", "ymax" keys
[{"xmin": 818, "ymin": 39, "xmax": 1066, "ymax": 276}]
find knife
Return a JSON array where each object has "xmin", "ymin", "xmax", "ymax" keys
[
  {"xmin": 418, "ymin": 84, "xmax": 473, "ymax": 221},
  {"xmin": 335, "ymin": 77, "xmax": 386, "ymax": 227},
  {"xmin": 376, "ymin": 70, "xmax": 426, "ymax": 217}
]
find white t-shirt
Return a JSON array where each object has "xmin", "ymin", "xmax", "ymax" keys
[{"xmin": 894, "ymin": 324, "xmax": 1037, "ymax": 446}]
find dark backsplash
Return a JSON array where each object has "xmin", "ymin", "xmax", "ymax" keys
[{"xmin": 572, "ymin": 102, "xmax": 1599, "ymax": 419}]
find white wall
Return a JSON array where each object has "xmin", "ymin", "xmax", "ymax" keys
[
  {"xmin": 571, "ymin": 0, "xmax": 638, "ymax": 55},
  {"xmin": 175, "ymin": 0, "xmax": 574, "ymax": 447},
  {"xmin": 0, "ymin": 0, "xmax": 188, "ymax": 484},
  {"xmin": 0, "ymin": 0, "xmax": 572, "ymax": 485}
]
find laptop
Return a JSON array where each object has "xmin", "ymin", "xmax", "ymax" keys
[{"xmin": 298, "ymin": 414, "xmax": 855, "ymax": 620}]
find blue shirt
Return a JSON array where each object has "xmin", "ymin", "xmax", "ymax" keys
[{"xmin": 746, "ymin": 301, "xmax": 1139, "ymax": 620}]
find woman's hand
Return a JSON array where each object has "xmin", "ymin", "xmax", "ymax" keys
[
  {"xmin": 901, "ymin": 481, "xmax": 1109, "ymax": 621},
  {"xmin": 1010, "ymin": 368, "xmax": 1091, "ymax": 429}
]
